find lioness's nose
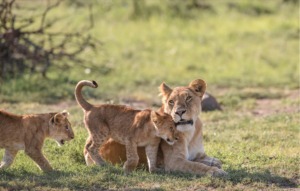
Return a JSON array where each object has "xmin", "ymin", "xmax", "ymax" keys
[{"xmin": 175, "ymin": 110, "xmax": 186, "ymax": 116}]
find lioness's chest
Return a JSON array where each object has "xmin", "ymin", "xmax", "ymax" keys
[
  {"xmin": 181, "ymin": 127, "xmax": 203, "ymax": 160},
  {"xmin": 187, "ymin": 144, "xmax": 200, "ymax": 160}
]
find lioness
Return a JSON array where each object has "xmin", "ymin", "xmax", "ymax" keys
[
  {"xmin": 75, "ymin": 80, "xmax": 179, "ymax": 173},
  {"xmin": 99, "ymin": 79, "xmax": 227, "ymax": 176},
  {"xmin": 0, "ymin": 110, "xmax": 74, "ymax": 172}
]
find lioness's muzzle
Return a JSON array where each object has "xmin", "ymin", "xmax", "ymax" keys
[{"xmin": 175, "ymin": 120, "xmax": 194, "ymax": 126}]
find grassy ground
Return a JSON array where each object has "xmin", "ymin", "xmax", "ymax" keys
[
  {"xmin": 0, "ymin": 0, "xmax": 299, "ymax": 190},
  {"xmin": 0, "ymin": 90, "xmax": 299, "ymax": 191}
]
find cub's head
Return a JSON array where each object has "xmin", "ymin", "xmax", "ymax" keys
[
  {"xmin": 151, "ymin": 111, "xmax": 179, "ymax": 145},
  {"xmin": 159, "ymin": 79, "xmax": 206, "ymax": 132},
  {"xmin": 49, "ymin": 111, "xmax": 74, "ymax": 146}
]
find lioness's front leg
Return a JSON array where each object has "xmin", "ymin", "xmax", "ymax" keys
[
  {"xmin": 168, "ymin": 157, "xmax": 226, "ymax": 177},
  {"xmin": 193, "ymin": 153, "xmax": 222, "ymax": 169},
  {"xmin": 123, "ymin": 142, "xmax": 139, "ymax": 174},
  {"xmin": 161, "ymin": 139, "xmax": 226, "ymax": 177},
  {"xmin": 25, "ymin": 148, "xmax": 52, "ymax": 172},
  {"xmin": 191, "ymin": 119, "xmax": 222, "ymax": 169}
]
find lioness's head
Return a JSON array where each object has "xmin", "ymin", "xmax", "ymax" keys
[
  {"xmin": 159, "ymin": 79, "xmax": 206, "ymax": 132},
  {"xmin": 49, "ymin": 111, "xmax": 74, "ymax": 146},
  {"xmin": 151, "ymin": 111, "xmax": 179, "ymax": 145}
]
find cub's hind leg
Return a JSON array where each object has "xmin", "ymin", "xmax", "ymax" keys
[
  {"xmin": 84, "ymin": 122, "xmax": 109, "ymax": 166},
  {"xmin": 83, "ymin": 145, "xmax": 94, "ymax": 166},
  {"xmin": 0, "ymin": 148, "xmax": 18, "ymax": 169}
]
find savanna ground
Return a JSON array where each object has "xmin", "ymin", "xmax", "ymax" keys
[{"xmin": 0, "ymin": 0, "xmax": 299, "ymax": 190}]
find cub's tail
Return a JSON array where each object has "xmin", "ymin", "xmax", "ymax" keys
[{"xmin": 75, "ymin": 80, "xmax": 98, "ymax": 111}]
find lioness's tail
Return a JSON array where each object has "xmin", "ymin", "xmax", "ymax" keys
[{"xmin": 75, "ymin": 80, "xmax": 98, "ymax": 111}]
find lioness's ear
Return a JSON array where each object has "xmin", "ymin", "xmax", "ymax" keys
[
  {"xmin": 61, "ymin": 110, "xmax": 69, "ymax": 117},
  {"xmin": 189, "ymin": 79, "xmax": 206, "ymax": 98},
  {"xmin": 53, "ymin": 113, "xmax": 65, "ymax": 124},
  {"xmin": 159, "ymin": 82, "xmax": 172, "ymax": 98}
]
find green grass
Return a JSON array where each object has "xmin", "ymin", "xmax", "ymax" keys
[
  {"xmin": 0, "ymin": 0, "xmax": 299, "ymax": 190},
  {"xmin": 0, "ymin": 98, "xmax": 299, "ymax": 190}
]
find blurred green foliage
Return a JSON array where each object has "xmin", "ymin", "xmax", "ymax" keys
[{"xmin": 0, "ymin": 0, "xmax": 298, "ymax": 103}]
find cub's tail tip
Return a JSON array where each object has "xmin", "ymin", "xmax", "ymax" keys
[{"xmin": 92, "ymin": 80, "xmax": 98, "ymax": 88}]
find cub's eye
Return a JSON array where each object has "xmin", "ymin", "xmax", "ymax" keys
[
  {"xmin": 168, "ymin": 100, "xmax": 174, "ymax": 105},
  {"xmin": 186, "ymin": 96, "xmax": 192, "ymax": 102},
  {"xmin": 65, "ymin": 126, "xmax": 69, "ymax": 130}
]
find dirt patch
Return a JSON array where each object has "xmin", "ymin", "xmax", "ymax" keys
[{"xmin": 252, "ymin": 89, "xmax": 299, "ymax": 117}]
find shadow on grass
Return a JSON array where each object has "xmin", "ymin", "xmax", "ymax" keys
[
  {"xmin": 0, "ymin": 169, "xmax": 91, "ymax": 191},
  {"xmin": 0, "ymin": 166, "xmax": 297, "ymax": 190},
  {"xmin": 224, "ymin": 168, "xmax": 298, "ymax": 188},
  {"xmin": 0, "ymin": 166, "xmax": 163, "ymax": 191},
  {"xmin": 166, "ymin": 167, "xmax": 297, "ymax": 188}
]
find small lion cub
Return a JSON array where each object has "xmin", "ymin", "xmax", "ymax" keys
[
  {"xmin": 0, "ymin": 110, "xmax": 74, "ymax": 172},
  {"xmin": 75, "ymin": 80, "xmax": 179, "ymax": 173}
]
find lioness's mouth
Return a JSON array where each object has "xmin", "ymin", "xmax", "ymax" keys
[
  {"xmin": 175, "ymin": 120, "xmax": 194, "ymax": 126},
  {"xmin": 60, "ymin": 140, "xmax": 65, "ymax": 145}
]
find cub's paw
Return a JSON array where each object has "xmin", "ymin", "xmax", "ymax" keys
[
  {"xmin": 149, "ymin": 167, "xmax": 164, "ymax": 173},
  {"xmin": 206, "ymin": 167, "xmax": 227, "ymax": 177},
  {"xmin": 123, "ymin": 161, "xmax": 137, "ymax": 175}
]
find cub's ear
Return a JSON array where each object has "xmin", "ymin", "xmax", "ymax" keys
[
  {"xmin": 189, "ymin": 79, "xmax": 206, "ymax": 98},
  {"xmin": 52, "ymin": 113, "xmax": 65, "ymax": 124},
  {"xmin": 150, "ymin": 111, "xmax": 161, "ymax": 123},
  {"xmin": 159, "ymin": 82, "xmax": 172, "ymax": 98}
]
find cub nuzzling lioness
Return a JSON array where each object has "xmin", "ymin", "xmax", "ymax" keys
[
  {"xmin": 75, "ymin": 80, "xmax": 179, "ymax": 173},
  {"xmin": 0, "ymin": 110, "xmax": 74, "ymax": 172}
]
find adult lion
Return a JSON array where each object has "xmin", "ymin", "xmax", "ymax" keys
[{"xmin": 99, "ymin": 79, "xmax": 226, "ymax": 176}]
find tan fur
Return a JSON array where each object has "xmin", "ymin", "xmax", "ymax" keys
[
  {"xmin": 75, "ymin": 80, "xmax": 178, "ymax": 173},
  {"xmin": 0, "ymin": 110, "xmax": 74, "ymax": 172},
  {"xmin": 99, "ymin": 79, "xmax": 227, "ymax": 176}
]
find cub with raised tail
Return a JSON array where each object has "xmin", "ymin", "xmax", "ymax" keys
[{"xmin": 75, "ymin": 80, "xmax": 179, "ymax": 173}]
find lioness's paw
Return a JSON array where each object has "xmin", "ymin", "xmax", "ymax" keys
[
  {"xmin": 206, "ymin": 167, "xmax": 227, "ymax": 177},
  {"xmin": 202, "ymin": 157, "xmax": 222, "ymax": 169},
  {"xmin": 210, "ymin": 158, "xmax": 222, "ymax": 169}
]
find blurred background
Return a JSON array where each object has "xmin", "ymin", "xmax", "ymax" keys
[{"xmin": 0, "ymin": 0, "xmax": 298, "ymax": 106}]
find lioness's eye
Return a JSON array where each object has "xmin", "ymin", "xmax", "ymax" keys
[
  {"xmin": 168, "ymin": 100, "xmax": 174, "ymax": 105},
  {"xmin": 186, "ymin": 96, "xmax": 192, "ymax": 102},
  {"xmin": 65, "ymin": 126, "xmax": 69, "ymax": 130}
]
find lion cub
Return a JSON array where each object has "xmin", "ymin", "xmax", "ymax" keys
[
  {"xmin": 75, "ymin": 80, "xmax": 178, "ymax": 173},
  {"xmin": 0, "ymin": 110, "xmax": 74, "ymax": 172}
]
